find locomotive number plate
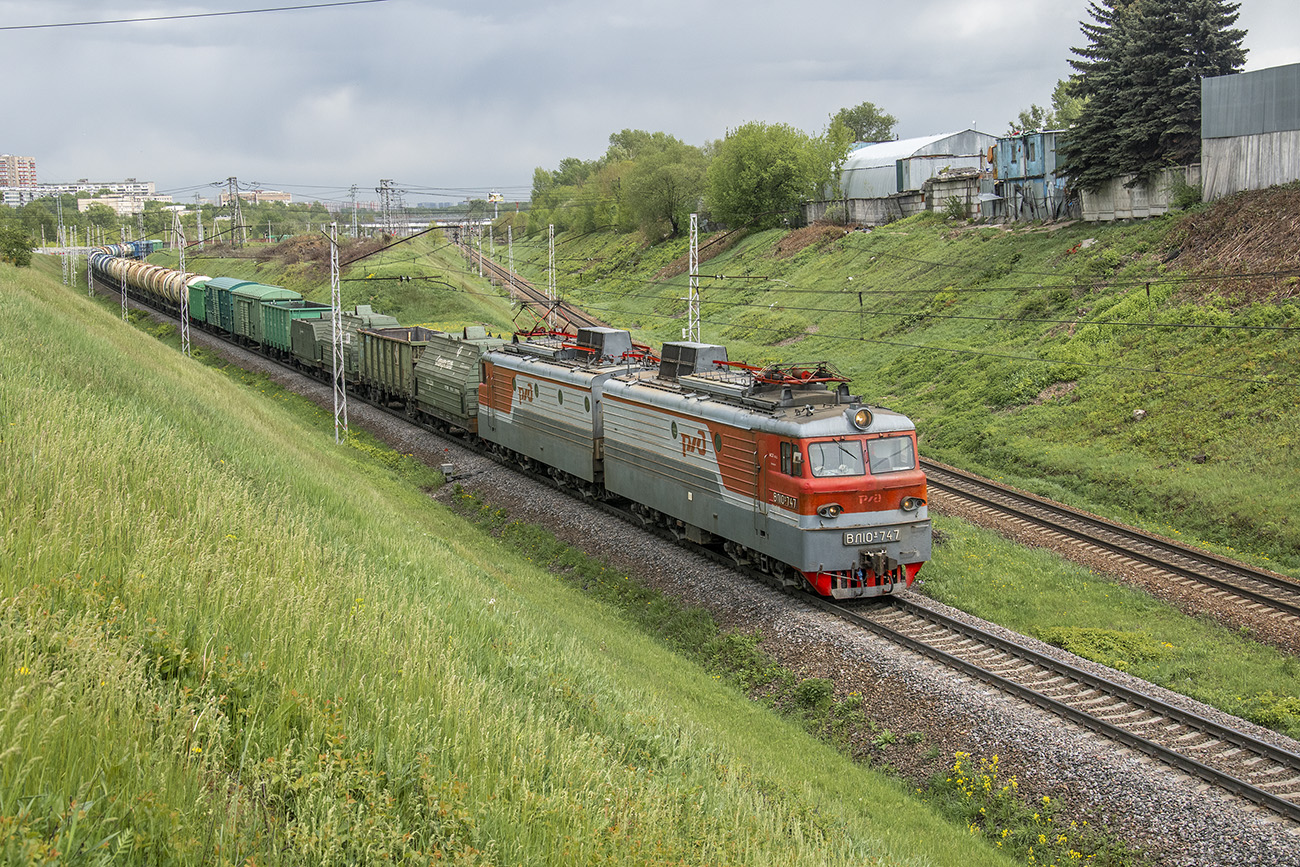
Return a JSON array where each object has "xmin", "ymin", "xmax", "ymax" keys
[{"xmin": 844, "ymin": 528, "xmax": 900, "ymax": 546}]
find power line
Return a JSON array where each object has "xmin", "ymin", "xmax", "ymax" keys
[{"xmin": 0, "ymin": 0, "xmax": 392, "ymax": 31}]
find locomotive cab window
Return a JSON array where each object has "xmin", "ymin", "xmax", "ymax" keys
[
  {"xmin": 867, "ymin": 436, "xmax": 916, "ymax": 474},
  {"xmin": 808, "ymin": 440, "xmax": 865, "ymax": 477},
  {"xmin": 780, "ymin": 442, "xmax": 804, "ymax": 476}
]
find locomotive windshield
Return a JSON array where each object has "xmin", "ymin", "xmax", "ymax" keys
[
  {"xmin": 808, "ymin": 440, "xmax": 866, "ymax": 477},
  {"xmin": 867, "ymin": 435, "xmax": 916, "ymax": 473},
  {"xmin": 807, "ymin": 435, "xmax": 916, "ymax": 477}
]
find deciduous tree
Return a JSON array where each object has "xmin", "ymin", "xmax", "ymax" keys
[
  {"xmin": 1007, "ymin": 79, "xmax": 1086, "ymax": 134},
  {"xmin": 0, "ymin": 224, "xmax": 34, "ymax": 266},
  {"xmin": 624, "ymin": 136, "xmax": 706, "ymax": 238},
  {"xmin": 830, "ymin": 101, "xmax": 898, "ymax": 143}
]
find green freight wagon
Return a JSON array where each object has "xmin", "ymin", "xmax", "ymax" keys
[
  {"xmin": 340, "ymin": 305, "xmax": 399, "ymax": 382},
  {"xmin": 290, "ymin": 318, "xmax": 335, "ymax": 372},
  {"xmin": 187, "ymin": 281, "xmax": 208, "ymax": 325},
  {"xmin": 264, "ymin": 299, "xmax": 332, "ymax": 354},
  {"xmin": 359, "ymin": 325, "xmax": 441, "ymax": 407},
  {"xmin": 203, "ymin": 278, "xmax": 258, "ymax": 333},
  {"xmin": 413, "ymin": 326, "xmax": 505, "ymax": 433},
  {"xmin": 232, "ymin": 283, "xmax": 300, "ymax": 346}
]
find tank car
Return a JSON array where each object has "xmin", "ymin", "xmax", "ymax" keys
[{"xmin": 89, "ymin": 246, "xmax": 210, "ymax": 316}]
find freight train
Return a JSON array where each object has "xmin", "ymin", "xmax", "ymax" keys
[{"xmin": 89, "ymin": 244, "xmax": 930, "ymax": 599}]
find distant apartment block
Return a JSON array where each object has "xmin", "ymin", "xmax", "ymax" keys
[
  {"xmin": 2, "ymin": 173, "xmax": 172, "ymax": 209},
  {"xmin": 1, "ymin": 153, "xmax": 37, "ymax": 187},
  {"xmin": 219, "ymin": 189, "xmax": 292, "ymax": 204},
  {"xmin": 42, "ymin": 178, "xmax": 158, "ymax": 198},
  {"xmin": 76, "ymin": 194, "xmax": 175, "ymax": 217},
  {"xmin": 1, "ymin": 154, "xmax": 39, "ymax": 205}
]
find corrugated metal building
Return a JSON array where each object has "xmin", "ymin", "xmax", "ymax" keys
[
  {"xmin": 837, "ymin": 130, "xmax": 997, "ymax": 198},
  {"xmin": 1201, "ymin": 62, "xmax": 1300, "ymax": 200}
]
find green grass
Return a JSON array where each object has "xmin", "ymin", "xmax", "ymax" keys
[
  {"xmin": 447, "ymin": 492, "xmax": 1143, "ymax": 867},
  {"xmin": 3, "ymin": 258, "xmax": 1031, "ymax": 864}
]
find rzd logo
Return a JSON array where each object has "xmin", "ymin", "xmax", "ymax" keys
[
  {"xmin": 515, "ymin": 382, "xmax": 535, "ymax": 404},
  {"xmin": 682, "ymin": 429, "xmax": 709, "ymax": 458}
]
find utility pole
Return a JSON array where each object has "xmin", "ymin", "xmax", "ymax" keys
[
  {"xmin": 687, "ymin": 213, "xmax": 700, "ymax": 343},
  {"xmin": 227, "ymin": 177, "xmax": 247, "ymax": 247},
  {"xmin": 57, "ymin": 211, "xmax": 68, "ymax": 285},
  {"xmin": 193, "ymin": 194, "xmax": 205, "ymax": 249},
  {"xmin": 329, "ymin": 222, "xmax": 348, "ymax": 443},
  {"xmin": 174, "ymin": 211, "xmax": 191, "ymax": 357},
  {"xmin": 377, "ymin": 179, "xmax": 394, "ymax": 237},
  {"xmin": 349, "ymin": 185, "xmax": 358, "ymax": 238},
  {"xmin": 548, "ymin": 223, "xmax": 556, "ymax": 330},
  {"xmin": 508, "ymin": 225, "xmax": 514, "ymax": 293}
]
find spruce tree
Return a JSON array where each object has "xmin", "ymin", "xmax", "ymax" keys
[{"xmin": 1059, "ymin": 0, "xmax": 1246, "ymax": 191}]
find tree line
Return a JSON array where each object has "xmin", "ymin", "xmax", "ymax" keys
[
  {"xmin": 519, "ymin": 0, "xmax": 1245, "ymax": 241},
  {"xmin": 516, "ymin": 101, "xmax": 895, "ymax": 242}
]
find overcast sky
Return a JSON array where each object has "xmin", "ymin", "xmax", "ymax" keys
[{"xmin": 2, "ymin": 0, "xmax": 1297, "ymax": 207}]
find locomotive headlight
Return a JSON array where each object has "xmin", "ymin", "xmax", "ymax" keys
[
  {"xmin": 900, "ymin": 496, "xmax": 925, "ymax": 512},
  {"xmin": 852, "ymin": 409, "xmax": 873, "ymax": 430},
  {"xmin": 817, "ymin": 503, "xmax": 843, "ymax": 519}
]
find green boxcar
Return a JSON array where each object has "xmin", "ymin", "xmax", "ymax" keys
[
  {"xmin": 232, "ymin": 284, "xmax": 300, "ymax": 346},
  {"xmin": 204, "ymin": 278, "xmax": 257, "ymax": 333},
  {"xmin": 265, "ymin": 299, "xmax": 331, "ymax": 354},
  {"xmin": 188, "ymin": 282, "xmax": 207, "ymax": 324},
  {"xmin": 359, "ymin": 325, "xmax": 442, "ymax": 404},
  {"xmin": 413, "ymin": 326, "xmax": 505, "ymax": 432}
]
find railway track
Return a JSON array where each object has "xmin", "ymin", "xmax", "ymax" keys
[
  {"xmin": 453, "ymin": 237, "xmax": 607, "ymax": 331},
  {"xmin": 922, "ymin": 459, "xmax": 1300, "ymax": 624},
  {"xmin": 813, "ymin": 593, "xmax": 1300, "ymax": 822}
]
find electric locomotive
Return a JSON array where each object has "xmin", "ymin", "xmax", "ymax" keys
[{"xmin": 601, "ymin": 342, "xmax": 929, "ymax": 598}]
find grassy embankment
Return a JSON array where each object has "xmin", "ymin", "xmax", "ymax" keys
[{"xmin": 2, "ymin": 259, "xmax": 1032, "ymax": 864}]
